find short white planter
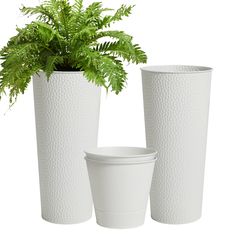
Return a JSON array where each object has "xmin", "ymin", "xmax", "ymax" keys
[
  {"xmin": 33, "ymin": 71, "xmax": 101, "ymax": 224},
  {"xmin": 85, "ymin": 147, "xmax": 157, "ymax": 229},
  {"xmin": 142, "ymin": 65, "xmax": 212, "ymax": 224}
]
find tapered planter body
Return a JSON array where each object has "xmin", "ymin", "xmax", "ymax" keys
[
  {"xmin": 85, "ymin": 147, "xmax": 157, "ymax": 229},
  {"xmin": 142, "ymin": 65, "xmax": 212, "ymax": 224},
  {"xmin": 33, "ymin": 71, "xmax": 101, "ymax": 224}
]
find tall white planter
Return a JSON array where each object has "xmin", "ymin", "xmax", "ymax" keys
[
  {"xmin": 142, "ymin": 65, "xmax": 212, "ymax": 224},
  {"xmin": 33, "ymin": 71, "xmax": 101, "ymax": 224}
]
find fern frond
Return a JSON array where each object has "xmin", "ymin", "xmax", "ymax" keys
[
  {"xmin": 99, "ymin": 4, "xmax": 134, "ymax": 29},
  {"xmin": 57, "ymin": 0, "xmax": 72, "ymax": 38},
  {"xmin": 21, "ymin": 5, "xmax": 59, "ymax": 29},
  {"xmin": 34, "ymin": 22, "xmax": 56, "ymax": 43},
  {"xmin": 72, "ymin": 0, "xmax": 83, "ymax": 12},
  {"xmin": 99, "ymin": 56, "xmax": 127, "ymax": 94},
  {"xmin": 71, "ymin": 26, "xmax": 97, "ymax": 44},
  {"xmin": 112, "ymin": 4, "xmax": 134, "ymax": 21},
  {"xmin": 132, "ymin": 44, "xmax": 148, "ymax": 64},
  {"xmin": 96, "ymin": 41, "xmax": 147, "ymax": 64},
  {"xmin": 94, "ymin": 30, "xmax": 133, "ymax": 42},
  {"xmin": 45, "ymin": 55, "xmax": 64, "ymax": 78}
]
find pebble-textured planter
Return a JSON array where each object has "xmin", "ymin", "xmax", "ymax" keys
[
  {"xmin": 33, "ymin": 71, "xmax": 101, "ymax": 224},
  {"xmin": 142, "ymin": 65, "xmax": 212, "ymax": 224}
]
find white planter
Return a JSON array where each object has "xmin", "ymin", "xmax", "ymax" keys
[
  {"xmin": 33, "ymin": 71, "xmax": 101, "ymax": 224},
  {"xmin": 85, "ymin": 147, "xmax": 157, "ymax": 228},
  {"xmin": 142, "ymin": 65, "xmax": 212, "ymax": 224}
]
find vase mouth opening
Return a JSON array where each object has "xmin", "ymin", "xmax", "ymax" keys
[
  {"xmin": 52, "ymin": 71, "xmax": 84, "ymax": 74},
  {"xmin": 141, "ymin": 65, "xmax": 212, "ymax": 74},
  {"xmin": 84, "ymin": 146, "xmax": 157, "ymax": 164},
  {"xmin": 36, "ymin": 70, "xmax": 84, "ymax": 76}
]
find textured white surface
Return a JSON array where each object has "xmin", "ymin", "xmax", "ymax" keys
[
  {"xmin": 33, "ymin": 72, "xmax": 101, "ymax": 224},
  {"xmin": 85, "ymin": 147, "xmax": 156, "ymax": 228},
  {"xmin": 142, "ymin": 66, "xmax": 212, "ymax": 224},
  {"xmin": 1, "ymin": 0, "xmax": 236, "ymax": 235}
]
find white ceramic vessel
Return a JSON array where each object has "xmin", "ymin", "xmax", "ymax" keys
[
  {"xmin": 85, "ymin": 147, "xmax": 157, "ymax": 229},
  {"xmin": 33, "ymin": 71, "xmax": 101, "ymax": 224},
  {"xmin": 142, "ymin": 65, "xmax": 212, "ymax": 224}
]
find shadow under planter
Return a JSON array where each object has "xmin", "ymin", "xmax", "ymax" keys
[
  {"xmin": 142, "ymin": 65, "xmax": 212, "ymax": 224},
  {"xmin": 33, "ymin": 71, "xmax": 101, "ymax": 224}
]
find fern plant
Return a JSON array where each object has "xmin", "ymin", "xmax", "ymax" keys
[{"xmin": 0, "ymin": 0, "xmax": 147, "ymax": 104}]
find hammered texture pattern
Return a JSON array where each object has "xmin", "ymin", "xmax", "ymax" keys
[
  {"xmin": 33, "ymin": 72, "xmax": 101, "ymax": 224},
  {"xmin": 142, "ymin": 67, "xmax": 211, "ymax": 224}
]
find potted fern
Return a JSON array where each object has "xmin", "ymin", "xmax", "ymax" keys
[{"xmin": 0, "ymin": 0, "xmax": 147, "ymax": 224}]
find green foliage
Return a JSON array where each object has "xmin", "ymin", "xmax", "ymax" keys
[{"xmin": 0, "ymin": 0, "xmax": 147, "ymax": 104}]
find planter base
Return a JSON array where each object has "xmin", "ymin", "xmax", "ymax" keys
[
  {"xmin": 42, "ymin": 212, "xmax": 92, "ymax": 225},
  {"xmin": 151, "ymin": 213, "xmax": 201, "ymax": 225},
  {"xmin": 95, "ymin": 209, "xmax": 145, "ymax": 229}
]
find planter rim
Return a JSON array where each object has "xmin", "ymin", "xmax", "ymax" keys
[
  {"xmin": 36, "ymin": 70, "xmax": 84, "ymax": 76},
  {"xmin": 141, "ymin": 65, "xmax": 212, "ymax": 74},
  {"xmin": 84, "ymin": 146, "xmax": 157, "ymax": 164}
]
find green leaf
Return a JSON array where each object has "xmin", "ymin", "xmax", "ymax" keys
[
  {"xmin": 73, "ymin": 0, "xmax": 83, "ymax": 12},
  {"xmin": 94, "ymin": 30, "xmax": 133, "ymax": 42},
  {"xmin": 98, "ymin": 4, "xmax": 134, "ymax": 29},
  {"xmin": 45, "ymin": 55, "xmax": 64, "ymax": 78},
  {"xmin": 34, "ymin": 22, "xmax": 55, "ymax": 43},
  {"xmin": 0, "ymin": 0, "xmax": 147, "ymax": 105}
]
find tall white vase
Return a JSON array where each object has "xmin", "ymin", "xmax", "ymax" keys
[
  {"xmin": 142, "ymin": 65, "xmax": 212, "ymax": 224},
  {"xmin": 33, "ymin": 71, "xmax": 101, "ymax": 224}
]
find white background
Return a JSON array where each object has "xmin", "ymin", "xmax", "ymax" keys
[{"xmin": 0, "ymin": 0, "xmax": 235, "ymax": 235}]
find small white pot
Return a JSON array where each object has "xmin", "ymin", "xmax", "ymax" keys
[
  {"xmin": 85, "ymin": 147, "xmax": 157, "ymax": 229},
  {"xmin": 33, "ymin": 71, "xmax": 101, "ymax": 224},
  {"xmin": 142, "ymin": 65, "xmax": 212, "ymax": 224}
]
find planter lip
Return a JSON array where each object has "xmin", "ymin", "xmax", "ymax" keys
[
  {"xmin": 141, "ymin": 65, "xmax": 213, "ymax": 74},
  {"xmin": 52, "ymin": 70, "xmax": 84, "ymax": 74},
  {"xmin": 84, "ymin": 146, "xmax": 157, "ymax": 164},
  {"xmin": 36, "ymin": 70, "xmax": 84, "ymax": 76}
]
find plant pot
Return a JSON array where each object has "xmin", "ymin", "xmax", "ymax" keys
[
  {"xmin": 85, "ymin": 147, "xmax": 157, "ymax": 229},
  {"xmin": 142, "ymin": 65, "xmax": 212, "ymax": 224},
  {"xmin": 33, "ymin": 71, "xmax": 101, "ymax": 224}
]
